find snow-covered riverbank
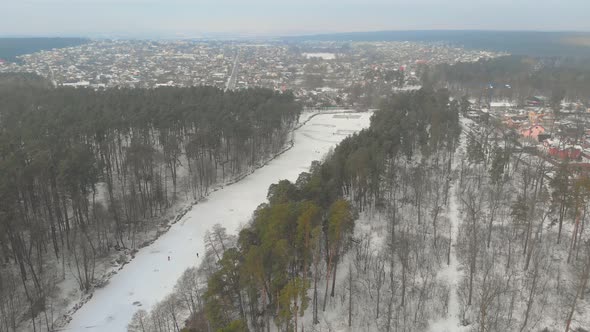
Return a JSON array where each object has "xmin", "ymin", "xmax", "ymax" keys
[{"xmin": 65, "ymin": 111, "xmax": 372, "ymax": 331}]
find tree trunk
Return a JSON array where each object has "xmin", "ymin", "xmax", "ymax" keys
[
  {"xmin": 330, "ymin": 257, "xmax": 338, "ymax": 297},
  {"xmin": 348, "ymin": 262, "xmax": 352, "ymax": 327}
]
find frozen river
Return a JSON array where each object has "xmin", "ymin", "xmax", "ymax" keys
[{"xmin": 66, "ymin": 111, "xmax": 372, "ymax": 331}]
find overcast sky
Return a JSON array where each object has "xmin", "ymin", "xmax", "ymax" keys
[{"xmin": 1, "ymin": 0, "xmax": 589, "ymax": 38}]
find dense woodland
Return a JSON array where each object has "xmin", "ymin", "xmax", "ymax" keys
[
  {"xmin": 132, "ymin": 88, "xmax": 464, "ymax": 331},
  {"xmin": 137, "ymin": 87, "xmax": 590, "ymax": 331},
  {"xmin": 424, "ymin": 56, "xmax": 590, "ymax": 104},
  {"xmin": 0, "ymin": 74, "xmax": 300, "ymax": 331},
  {"xmin": 452, "ymin": 119, "xmax": 590, "ymax": 332},
  {"xmin": 4, "ymin": 53, "xmax": 590, "ymax": 331}
]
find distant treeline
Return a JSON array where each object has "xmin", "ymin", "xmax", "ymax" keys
[
  {"xmin": 0, "ymin": 74, "xmax": 300, "ymax": 331},
  {"xmin": 285, "ymin": 30, "xmax": 590, "ymax": 58},
  {"xmin": 0, "ymin": 37, "xmax": 89, "ymax": 61},
  {"xmin": 424, "ymin": 55, "xmax": 590, "ymax": 102}
]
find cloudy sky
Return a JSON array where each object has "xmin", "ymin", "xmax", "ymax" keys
[{"xmin": 1, "ymin": 0, "xmax": 588, "ymax": 38}]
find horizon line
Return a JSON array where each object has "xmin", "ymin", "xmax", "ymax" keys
[{"xmin": 2, "ymin": 28, "xmax": 590, "ymax": 41}]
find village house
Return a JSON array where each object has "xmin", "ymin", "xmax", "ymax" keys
[
  {"xmin": 490, "ymin": 101, "xmax": 516, "ymax": 113},
  {"xmin": 548, "ymin": 146, "xmax": 582, "ymax": 160},
  {"xmin": 526, "ymin": 96, "xmax": 548, "ymax": 107},
  {"xmin": 528, "ymin": 110, "xmax": 556, "ymax": 132},
  {"xmin": 542, "ymin": 138, "xmax": 584, "ymax": 161},
  {"xmin": 521, "ymin": 124, "xmax": 546, "ymax": 141},
  {"xmin": 503, "ymin": 113, "xmax": 528, "ymax": 128}
]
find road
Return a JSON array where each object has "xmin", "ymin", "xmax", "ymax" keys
[
  {"xmin": 65, "ymin": 111, "xmax": 372, "ymax": 331},
  {"xmin": 225, "ymin": 49, "xmax": 239, "ymax": 91}
]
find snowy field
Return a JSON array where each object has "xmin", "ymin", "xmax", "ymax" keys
[
  {"xmin": 65, "ymin": 111, "xmax": 372, "ymax": 331},
  {"xmin": 302, "ymin": 52, "xmax": 336, "ymax": 60}
]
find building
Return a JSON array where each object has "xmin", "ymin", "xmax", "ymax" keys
[
  {"xmin": 490, "ymin": 101, "xmax": 516, "ymax": 112},
  {"xmin": 521, "ymin": 125, "xmax": 546, "ymax": 141},
  {"xmin": 548, "ymin": 147, "xmax": 582, "ymax": 160},
  {"xmin": 526, "ymin": 96, "xmax": 548, "ymax": 107},
  {"xmin": 528, "ymin": 111, "xmax": 556, "ymax": 132}
]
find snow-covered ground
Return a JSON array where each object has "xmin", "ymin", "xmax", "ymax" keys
[
  {"xmin": 302, "ymin": 52, "xmax": 336, "ymax": 60},
  {"xmin": 65, "ymin": 111, "xmax": 372, "ymax": 332},
  {"xmin": 429, "ymin": 119, "xmax": 469, "ymax": 332}
]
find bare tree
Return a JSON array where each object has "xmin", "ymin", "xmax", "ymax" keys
[
  {"xmin": 68, "ymin": 231, "xmax": 96, "ymax": 292},
  {"xmin": 128, "ymin": 309, "xmax": 149, "ymax": 332},
  {"xmin": 565, "ymin": 241, "xmax": 590, "ymax": 332},
  {"xmin": 174, "ymin": 267, "xmax": 202, "ymax": 318},
  {"xmin": 461, "ymin": 181, "xmax": 483, "ymax": 307}
]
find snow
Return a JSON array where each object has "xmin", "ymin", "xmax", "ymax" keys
[
  {"xmin": 302, "ymin": 53, "xmax": 336, "ymax": 60},
  {"xmin": 392, "ymin": 85, "xmax": 422, "ymax": 91},
  {"xmin": 490, "ymin": 101, "xmax": 515, "ymax": 108},
  {"xmin": 428, "ymin": 116, "xmax": 469, "ymax": 332},
  {"xmin": 65, "ymin": 111, "xmax": 372, "ymax": 332},
  {"xmin": 61, "ymin": 81, "xmax": 90, "ymax": 87},
  {"xmin": 290, "ymin": 208, "xmax": 399, "ymax": 332}
]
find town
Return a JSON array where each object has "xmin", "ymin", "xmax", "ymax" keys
[{"xmin": 0, "ymin": 40, "xmax": 500, "ymax": 107}]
